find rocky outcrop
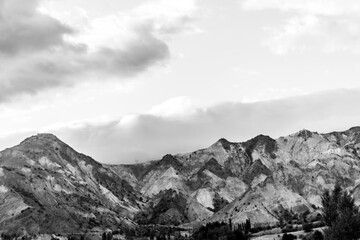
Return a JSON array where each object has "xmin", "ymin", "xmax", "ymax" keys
[
  {"xmin": 0, "ymin": 134, "xmax": 139, "ymax": 235},
  {"xmin": 119, "ymin": 127, "xmax": 360, "ymax": 227}
]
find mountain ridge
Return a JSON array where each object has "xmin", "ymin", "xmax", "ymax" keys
[
  {"xmin": 123, "ymin": 126, "xmax": 360, "ymax": 227},
  {"xmin": 2, "ymin": 127, "xmax": 360, "ymax": 235}
]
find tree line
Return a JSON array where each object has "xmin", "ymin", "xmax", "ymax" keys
[{"xmin": 192, "ymin": 219, "xmax": 251, "ymax": 240}]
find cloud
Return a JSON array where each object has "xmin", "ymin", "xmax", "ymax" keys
[
  {"xmin": 242, "ymin": 0, "xmax": 360, "ymax": 54},
  {"xmin": 147, "ymin": 96, "xmax": 196, "ymax": 118},
  {"xmin": 265, "ymin": 15, "xmax": 360, "ymax": 55},
  {"xmin": 233, "ymin": 67, "xmax": 259, "ymax": 76},
  {"xmin": 2, "ymin": 88, "xmax": 354, "ymax": 164},
  {"xmin": 0, "ymin": 0, "xmax": 198, "ymax": 102},
  {"xmin": 0, "ymin": 0, "xmax": 74, "ymax": 55},
  {"xmin": 243, "ymin": 0, "xmax": 360, "ymax": 15}
]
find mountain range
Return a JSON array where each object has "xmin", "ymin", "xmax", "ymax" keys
[{"xmin": 2, "ymin": 127, "xmax": 360, "ymax": 235}]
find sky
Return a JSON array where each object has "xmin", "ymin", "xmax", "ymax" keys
[{"xmin": 1, "ymin": 0, "xmax": 360, "ymax": 163}]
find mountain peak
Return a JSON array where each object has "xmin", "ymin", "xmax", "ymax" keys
[
  {"xmin": 20, "ymin": 133, "xmax": 62, "ymax": 145},
  {"xmin": 244, "ymin": 134, "xmax": 275, "ymax": 145},
  {"xmin": 161, "ymin": 154, "xmax": 177, "ymax": 161},
  {"xmin": 217, "ymin": 138, "xmax": 230, "ymax": 143},
  {"xmin": 348, "ymin": 126, "xmax": 360, "ymax": 132},
  {"xmin": 158, "ymin": 154, "xmax": 183, "ymax": 168},
  {"xmin": 296, "ymin": 129, "xmax": 313, "ymax": 139},
  {"xmin": 212, "ymin": 138, "xmax": 233, "ymax": 151},
  {"xmin": 0, "ymin": 132, "xmax": 139, "ymax": 234},
  {"xmin": 243, "ymin": 134, "xmax": 277, "ymax": 159}
]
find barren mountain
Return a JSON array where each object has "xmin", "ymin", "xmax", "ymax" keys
[
  {"xmin": 0, "ymin": 134, "xmax": 140, "ymax": 235},
  {"xmin": 120, "ymin": 127, "xmax": 360, "ymax": 227},
  {"xmin": 2, "ymin": 127, "xmax": 360, "ymax": 234}
]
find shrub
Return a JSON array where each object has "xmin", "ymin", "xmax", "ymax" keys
[
  {"xmin": 311, "ymin": 230, "xmax": 324, "ymax": 240},
  {"xmin": 282, "ymin": 224, "xmax": 293, "ymax": 233},
  {"xmin": 311, "ymin": 221, "xmax": 325, "ymax": 228},
  {"xmin": 282, "ymin": 233, "xmax": 297, "ymax": 240},
  {"xmin": 302, "ymin": 222, "xmax": 313, "ymax": 232}
]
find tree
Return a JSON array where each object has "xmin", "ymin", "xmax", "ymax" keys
[
  {"xmin": 321, "ymin": 183, "xmax": 360, "ymax": 240},
  {"xmin": 281, "ymin": 233, "xmax": 296, "ymax": 240},
  {"xmin": 282, "ymin": 208, "xmax": 292, "ymax": 223},
  {"xmin": 312, "ymin": 230, "xmax": 324, "ymax": 240},
  {"xmin": 193, "ymin": 221, "xmax": 249, "ymax": 240},
  {"xmin": 302, "ymin": 222, "xmax": 313, "ymax": 232},
  {"xmin": 229, "ymin": 218, "xmax": 233, "ymax": 231},
  {"xmin": 321, "ymin": 183, "xmax": 341, "ymax": 226},
  {"xmin": 245, "ymin": 218, "xmax": 251, "ymax": 233},
  {"xmin": 106, "ymin": 232, "xmax": 113, "ymax": 240}
]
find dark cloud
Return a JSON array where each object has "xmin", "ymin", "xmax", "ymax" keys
[
  {"xmin": 91, "ymin": 26, "xmax": 170, "ymax": 76},
  {"xmin": 0, "ymin": 36, "xmax": 170, "ymax": 102},
  {"xmin": 0, "ymin": 0, "xmax": 73, "ymax": 55},
  {"xmin": 0, "ymin": 0, "xmax": 183, "ymax": 102},
  {"xmin": 42, "ymin": 88, "xmax": 360, "ymax": 164}
]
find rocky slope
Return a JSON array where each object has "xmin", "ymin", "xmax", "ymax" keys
[
  {"xmin": 116, "ymin": 127, "xmax": 360, "ymax": 227},
  {"xmin": 2, "ymin": 127, "xmax": 360, "ymax": 234},
  {"xmin": 0, "ymin": 134, "xmax": 141, "ymax": 235}
]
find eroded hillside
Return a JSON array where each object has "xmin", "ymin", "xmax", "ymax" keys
[
  {"xmin": 2, "ymin": 127, "xmax": 360, "ymax": 234},
  {"xmin": 0, "ymin": 134, "xmax": 140, "ymax": 234},
  {"xmin": 117, "ymin": 127, "xmax": 360, "ymax": 227}
]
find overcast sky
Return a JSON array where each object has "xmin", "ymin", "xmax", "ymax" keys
[{"xmin": 1, "ymin": 0, "xmax": 360, "ymax": 163}]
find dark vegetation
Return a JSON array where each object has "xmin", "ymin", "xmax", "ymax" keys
[
  {"xmin": 277, "ymin": 183, "xmax": 360, "ymax": 240},
  {"xmin": 311, "ymin": 230, "xmax": 324, "ymax": 240},
  {"xmin": 125, "ymin": 225, "xmax": 191, "ymax": 240},
  {"xmin": 302, "ymin": 222, "xmax": 313, "ymax": 233},
  {"xmin": 281, "ymin": 233, "xmax": 297, "ymax": 240},
  {"xmin": 193, "ymin": 219, "xmax": 251, "ymax": 240},
  {"xmin": 121, "ymin": 225, "xmax": 192, "ymax": 240},
  {"xmin": 322, "ymin": 183, "xmax": 360, "ymax": 240},
  {"xmin": 1, "ymin": 225, "xmax": 191, "ymax": 240}
]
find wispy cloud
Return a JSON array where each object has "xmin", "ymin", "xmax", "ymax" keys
[
  {"xmin": 243, "ymin": 0, "xmax": 360, "ymax": 15},
  {"xmin": 242, "ymin": 0, "xmax": 360, "ymax": 54}
]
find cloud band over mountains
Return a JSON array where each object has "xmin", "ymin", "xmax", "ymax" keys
[
  {"xmin": 32, "ymin": 88, "xmax": 360, "ymax": 163},
  {"xmin": 1, "ymin": 0, "xmax": 358, "ymax": 165}
]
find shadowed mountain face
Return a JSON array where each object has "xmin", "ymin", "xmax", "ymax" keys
[{"xmin": 2, "ymin": 127, "xmax": 360, "ymax": 234}]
